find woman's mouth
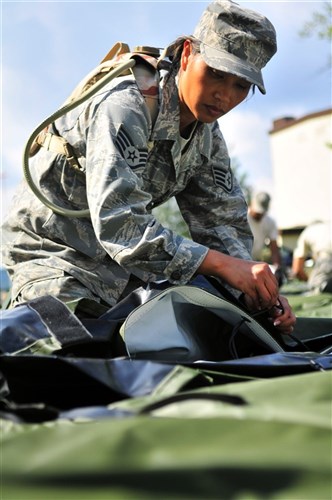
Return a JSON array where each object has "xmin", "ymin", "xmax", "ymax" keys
[{"xmin": 205, "ymin": 104, "xmax": 224, "ymax": 118}]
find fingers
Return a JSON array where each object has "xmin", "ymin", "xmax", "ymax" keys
[
  {"xmin": 270, "ymin": 295, "xmax": 297, "ymax": 334},
  {"xmin": 246, "ymin": 262, "xmax": 279, "ymax": 310},
  {"xmin": 258, "ymin": 278, "xmax": 279, "ymax": 309},
  {"xmin": 244, "ymin": 292, "xmax": 297, "ymax": 335}
]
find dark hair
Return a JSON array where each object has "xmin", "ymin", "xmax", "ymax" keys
[{"xmin": 158, "ymin": 36, "xmax": 200, "ymax": 73}]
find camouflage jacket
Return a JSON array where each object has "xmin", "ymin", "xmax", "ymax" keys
[{"xmin": 2, "ymin": 66, "xmax": 253, "ymax": 306}]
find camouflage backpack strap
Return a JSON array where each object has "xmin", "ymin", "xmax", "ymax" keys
[
  {"xmin": 131, "ymin": 46, "xmax": 160, "ymax": 127},
  {"xmin": 30, "ymin": 43, "xmax": 160, "ymax": 167},
  {"xmin": 63, "ymin": 42, "xmax": 132, "ymax": 106}
]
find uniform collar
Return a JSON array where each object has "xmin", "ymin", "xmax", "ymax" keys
[
  {"xmin": 151, "ymin": 68, "xmax": 214, "ymax": 160},
  {"xmin": 150, "ymin": 70, "xmax": 180, "ymax": 141}
]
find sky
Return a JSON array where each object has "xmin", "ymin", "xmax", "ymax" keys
[{"xmin": 1, "ymin": 0, "xmax": 331, "ymax": 221}]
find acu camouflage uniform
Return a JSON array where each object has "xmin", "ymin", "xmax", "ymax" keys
[{"xmin": 2, "ymin": 63, "xmax": 253, "ymax": 307}]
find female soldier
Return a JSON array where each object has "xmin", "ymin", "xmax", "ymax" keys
[{"xmin": 1, "ymin": 0, "xmax": 296, "ymax": 333}]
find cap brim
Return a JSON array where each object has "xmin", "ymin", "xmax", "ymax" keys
[{"xmin": 200, "ymin": 43, "xmax": 266, "ymax": 94}]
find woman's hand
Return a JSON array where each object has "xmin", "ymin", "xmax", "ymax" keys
[
  {"xmin": 199, "ymin": 250, "xmax": 279, "ymax": 310},
  {"xmin": 244, "ymin": 293, "xmax": 296, "ymax": 334},
  {"xmin": 267, "ymin": 295, "xmax": 297, "ymax": 334},
  {"xmin": 198, "ymin": 250, "xmax": 296, "ymax": 334}
]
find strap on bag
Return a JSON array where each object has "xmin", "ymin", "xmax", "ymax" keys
[{"xmin": 30, "ymin": 43, "xmax": 160, "ymax": 169}]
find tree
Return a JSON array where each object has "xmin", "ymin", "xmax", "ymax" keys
[
  {"xmin": 231, "ymin": 158, "xmax": 253, "ymax": 204},
  {"xmin": 299, "ymin": 2, "xmax": 332, "ymax": 150},
  {"xmin": 153, "ymin": 198, "xmax": 190, "ymax": 239},
  {"xmin": 299, "ymin": 2, "xmax": 332, "ymax": 67},
  {"xmin": 299, "ymin": 2, "xmax": 332, "ymax": 41}
]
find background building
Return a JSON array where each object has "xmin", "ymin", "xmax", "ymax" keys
[{"xmin": 269, "ymin": 108, "xmax": 331, "ymax": 250}]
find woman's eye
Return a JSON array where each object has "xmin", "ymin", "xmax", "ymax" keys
[
  {"xmin": 209, "ymin": 68, "xmax": 224, "ymax": 79},
  {"xmin": 237, "ymin": 82, "xmax": 251, "ymax": 91},
  {"xmin": 207, "ymin": 67, "xmax": 251, "ymax": 91}
]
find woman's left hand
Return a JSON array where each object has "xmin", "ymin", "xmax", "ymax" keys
[
  {"xmin": 244, "ymin": 294, "xmax": 296, "ymax": 334},
  {"xmin": 267, "ymin": 295, "xmax": 296, "ymax": 334}
]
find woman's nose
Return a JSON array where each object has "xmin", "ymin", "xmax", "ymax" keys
[{"xmin": 214, "ymin": 86, "xmax": 232, "ymax": 107}]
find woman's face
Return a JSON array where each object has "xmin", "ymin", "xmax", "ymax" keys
[{"xmin": 178, "ymin": 40, "xmax": 251, "ymax": 129}]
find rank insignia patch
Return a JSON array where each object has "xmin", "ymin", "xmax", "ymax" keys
[
  {"xmin": 212, "ymin": 165, "xmax": 233, "ymax": 192},
  {"xmin": 116, "ymin": 126, "xmax": 148, "ymax": 169}
]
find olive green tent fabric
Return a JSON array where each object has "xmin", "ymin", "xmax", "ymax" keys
[
  {"xmin": 2, "ymin": 370, "xmax": 331, "ymax": 500},
  {"xmin": 288, "ymin": 292, "xmax": 332, "ymax": 319},
  {"xmin": 281, "ymin": 281, "xmax": 332, "ymax": 319}
]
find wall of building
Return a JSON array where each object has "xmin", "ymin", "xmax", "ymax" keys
[{"xmin": 269, "ymin": 110, "xmax": 331, "ymax": 245}]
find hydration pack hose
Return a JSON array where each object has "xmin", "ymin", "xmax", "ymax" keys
[{"xmin": 22, "ymin": 58, "xmax": 136, "ymax": 218}]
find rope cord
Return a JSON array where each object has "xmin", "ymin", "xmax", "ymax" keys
[{"xmin": 22, "ymin": 59, "xmax": 136, "ymax": 218}]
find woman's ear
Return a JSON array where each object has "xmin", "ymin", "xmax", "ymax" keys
[{"xmin": 180, "ymin": 40, "xmax": 192, "ymax": 70}]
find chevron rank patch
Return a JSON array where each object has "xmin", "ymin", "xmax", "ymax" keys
[
  {"xmin": 115, "ymin": 126, "xmax": 148, "ymax": 169},
  {"xmin": 212, "ymin": 164, "xmax": 233, "ymax": 192}
]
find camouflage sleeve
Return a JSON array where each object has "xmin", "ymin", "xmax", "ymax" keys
[
  {"xmin": 176, "ymin": 122, "xmax": 253, "ymax": 261},
  {"xmin": 85, "ymin": 81, "xmax": 208, "ymax": 284}
]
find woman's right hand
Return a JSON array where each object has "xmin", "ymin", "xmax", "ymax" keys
[{"xmin": 198, "ymin": 249, "xmax": 279, "ymax": 310}]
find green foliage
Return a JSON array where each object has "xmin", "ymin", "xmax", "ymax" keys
[
  {"xmin": 299, "ymin": 2, "xmax": 332, "ymax": 69},
  {"xmin": 153, "ymin": 198, "xmax": 190, "ymax": 238},
  {"xmin": 299, "ymin": 2, "xmax": 332, "ymax": 41},
  {"xmin": 231, "ymin": 158, "xmax": 253, "ymax": 204}
]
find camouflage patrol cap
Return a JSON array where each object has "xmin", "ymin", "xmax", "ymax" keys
[
  {"xmin": 251, "ymin": 192, "xmax": 271, "ymax": 213},
  {"xmin": 193, "ymin": 0, "xmax": 277, "ymax": 94}
]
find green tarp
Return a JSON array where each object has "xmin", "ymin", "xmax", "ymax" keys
[
  {"xmin": 2, "ymin": 370, "xmax": 331, "ymax": 500},
  {"xmin": 1, "ymin": 288, "xmax": 331, "ymax": 499}
]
